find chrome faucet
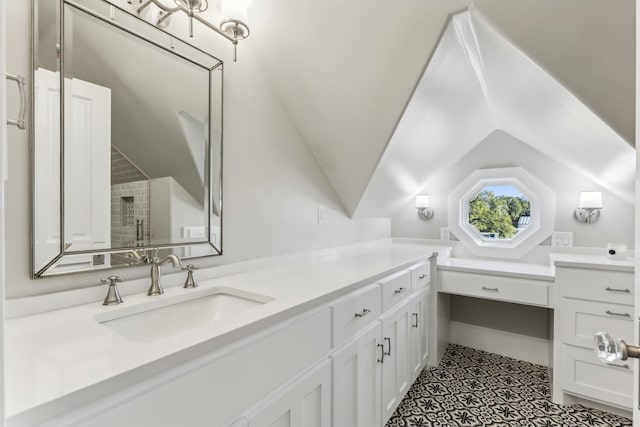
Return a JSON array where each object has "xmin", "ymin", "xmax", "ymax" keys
[{"xmin": 147, "ymin": 248, "xmax": 182, "ymax": 296}]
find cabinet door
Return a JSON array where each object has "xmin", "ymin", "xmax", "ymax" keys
[
  {"xmin": 410, "ymin": 288, "xmax": 430, "ymax": 381},
  {"xmin": 331, "ymin": 322, "xmax": 383, "ymax": 427},
  {"xmin": 380, "ymin": 299, "xmax": 412, "ymax": 423},
  {"xmin": 246, "ymin": 360, "xmax": 331, "ymax": 427}
]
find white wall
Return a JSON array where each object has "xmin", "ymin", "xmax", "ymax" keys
[
  {"xmin": 1, "ymin": 0, "xmax": 7, "ymax": 421},
  {"xmin": 4, "ymin": 0, "xmax": 389, "ymax": 299},
  {"xmin": 392, "ymin": 129, "xmax": 635, "ymax": 250}
]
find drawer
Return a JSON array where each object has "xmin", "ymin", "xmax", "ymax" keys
[
  {"xmin": 557, "ymin": 267, "xmax": 633, "ymax": 305},
  {"xmin": 332, "ymin": 284, "xmax": 382, "ymax": 346},
  {"xmin": 408, "ymin": 261, "xmax": 430, "ymax": 293},
  {"xmin": 562, "ymin": 344, "xmax": 633, "ymax": 409},
  {"xmin": 561, "ymin": 298, "xmax": 633, "ymax": 349},
  {"xmin": 379, "ymin": 270, "xmax": 412, "ymax": 312},
  {"xmin": 438, "ymin": 270, "xmax": 548, "ymax": 307}
]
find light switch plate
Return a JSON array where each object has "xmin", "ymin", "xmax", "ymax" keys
[
  {"xmin": 551, "ymin": 232, "xmax": 573, "ymax": 247},
  {"xmin": 440, "ymin": 227, "xmax": 450, "ymax": 241},
  {"xmin": 318, "ymin": 205, "xmax": 327, "ymax": 224}
]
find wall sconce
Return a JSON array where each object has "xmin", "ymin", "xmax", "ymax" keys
[
  {"xmin": 136, "ymin": 0, "xmax": 250, "ymax": 61},
  {"xmin": 575, "ymin": 191, "xmax": 602, "ymax": 224},
  {"xmin": 416, "ymin": 195, "xmax": 434, "ymax": 220}
]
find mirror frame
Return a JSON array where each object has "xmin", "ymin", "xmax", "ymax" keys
[{"xmin": 31, "ymin": 0, "xmax": 224, "ymax": 278}]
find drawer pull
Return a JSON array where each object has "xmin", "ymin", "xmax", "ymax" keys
[
  {"xmin": 354, "ymin": 308, "xmax": 371, "ymax": 318},
  {"xmin": 394, "ymin": 287, "xmax": 406, "ymax": 294},
  {"xmin": 384, "ymin": 337, "xmax": 391, "ymax": 356},
  {"xmin": 377, "ymin": 343, "xmax": 385, "ymax": 363},
  {"xmin": 606, "ymin": 310, "xmax": 631, "ymax": 318},
  {"xmin": 605, "ymin": 287, "xmax": 631, "ymax": 294},
  {"xmin": 412, "ymin": 312, "xmax": 419, "ymax": 328},
  {"xmin": 419, "ymin": 274, "xmax": 427, "ymax": 279},
  {"xmin": 606, "ymin": 362, "xmax": 630, "ymax": 369},
  {"xmin": 482, "ymin": 286, "xmax": 499, "ymax": 292}
]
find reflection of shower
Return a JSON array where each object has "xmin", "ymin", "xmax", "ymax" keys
[{"xmin": 136, "ymin": 219, "xmax": 144, "ymax": 242}]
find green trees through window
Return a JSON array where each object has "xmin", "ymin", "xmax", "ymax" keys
[{"xmin": 468, "ymin": 187, "xmax": 531, "ymax": 240}]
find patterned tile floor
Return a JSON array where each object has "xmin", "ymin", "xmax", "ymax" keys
[{"xmin": 386, "ymin": 344, "xmax": 632, "ymax": 427}]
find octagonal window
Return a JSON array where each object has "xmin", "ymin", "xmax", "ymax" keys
[
  {"xmin": 448, "ymin": 167, "xmax": 555, "ymax": 259},
  {"xmin": 468, "ymin": 185, "xmax": 531, "ymax": 241}
]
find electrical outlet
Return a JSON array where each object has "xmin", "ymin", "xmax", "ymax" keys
[
  {"xmin": 440, "ymin": 227, "xmax": 450, "ymax": 241},
  {"xmin": 551, "ymin": 232, "xmax": 573, "ymax": 247},
  {"xmin": 318, "ymin": 205, "xmax": 327, "ymax": 224}
]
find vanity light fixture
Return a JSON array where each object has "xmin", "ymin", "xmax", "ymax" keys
[
  {"xmin": 136, "ymin": 0, "xmax": 250, "ymax": 61},
  {"xmin": 416, "ymin": 195, "xmax": 434, "ymax": 220},
  {"xmin": 575, "ymin": 191, "xmax": 602, "ymax": 224}
]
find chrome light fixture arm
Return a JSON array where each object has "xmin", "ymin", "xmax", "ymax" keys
[{"xmin": 135, "ymin": 0, "xmax": 249, "ymax": 61}]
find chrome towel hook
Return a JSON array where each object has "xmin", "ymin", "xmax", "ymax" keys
[{"xmin": 6, "ymin": 73, "xmax": 26, "ymax": 130}]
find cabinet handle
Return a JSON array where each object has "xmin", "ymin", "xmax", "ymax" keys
[
  {"xmin": 384, "ymin": 337, "xmax": 391, "ymax": 356},
  {"xmin": 605, "ymin": 287, "xmax": 631, "ymax": 294},
  {"xmin": 419, "ymin": 274, "xmax": 427, "ymax": 279},
  {"xmin": 412, "ymin": 312, "xmax": 419, "ymax": 328},
  {"xmin": 6, "ymin": 73, "xmax": 26, "ymax": 130},
  {"xmin": 606, "ymin": 310, "xmax": 631, "ymax": 318},
  {"xmin": 394, "ymin": 287, "xmax": 406, "ymax": 294},
  {"xmin": 607, "ymin": 362, "xmax": 630, "ymax": 369},
  {"xmin": 354, "ymin": 308, "xmax": 371, "ymax": 318},
  {"xmin": 482, "ymin": 286, "xmax": 499, "ymax": 292},
  {"xmin": 377, "ymin": 343, "xmax": 385, "ymax": 363}
]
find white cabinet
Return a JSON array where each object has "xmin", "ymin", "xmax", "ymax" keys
[
  {"xmin": 409, "ymin": 287, "xmax": 429, "ymax": 381},
  {"xmin": 380, "ymin": 298, "xmax": 412, "ymax": 422},
  {"xmin": 555, "ymin": 266, "xmax": 634, "ymax": 410},
  {"xmin": 331, "ymin": 322, "xmax": 382, "ymax": 427},
  {"xmin": 244, "ymin": 360, "xmax": 332, "ymax": 427}
]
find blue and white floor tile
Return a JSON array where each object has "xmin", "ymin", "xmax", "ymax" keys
[{"xmin": 386, "ymin": 344, "xmax": 632, "ymax": 427}]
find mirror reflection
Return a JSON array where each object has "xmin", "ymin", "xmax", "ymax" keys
[{"xmin": 32, "ymin": 0, "xmax": 223, "ymax": 277}]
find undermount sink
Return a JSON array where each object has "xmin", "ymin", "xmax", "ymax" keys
[{"xmin": 95, "ymin": 287, "xmax": 274, "ymax": 343}]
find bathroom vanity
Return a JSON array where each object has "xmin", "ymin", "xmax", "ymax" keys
[
  {"xmin": 5, "ymin": 240, "xmax": 635, "ymax": 426},
  {"xmin": 5, "ymin": 242, "xmax": 446, "ymax": 427}
]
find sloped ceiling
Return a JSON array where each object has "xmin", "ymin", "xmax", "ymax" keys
[{"xmin": 248, "ymin": 0, "xmax": 635, "ymax": 218}]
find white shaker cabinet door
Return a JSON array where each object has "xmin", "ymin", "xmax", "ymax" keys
[
  {"xmin": 380, "ymin": 299, "xmax": 412, "ymax": 424},
  {"xmin": 246, "ymin": 360, "xmax": 332, "ymax": 427},
  {"xmin": 409, "ymin": 287, "xmax": 430, "ymax": 381},
  {"xmin": 331, "ymin": 322, "xmax": 383, "ymax": 427}
]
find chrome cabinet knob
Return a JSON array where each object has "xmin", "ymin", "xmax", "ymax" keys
[
  {"xmin": 101, "ymin": 276, "xmax": 124, "ymax": 306},
  {"xmin": 594, "ymin": 332, "xmax": 640, "ymax": 363}
]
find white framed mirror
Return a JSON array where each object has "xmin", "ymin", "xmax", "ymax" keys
[{"xmin": 32, "ymin": 0, "xmax": 223, "ymax": 277}]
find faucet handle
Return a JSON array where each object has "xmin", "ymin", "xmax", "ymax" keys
[
  {"xmin": 182, "ymin": 264, "xmax": 199, "ymax": 288},
  {"xmin": 101, "ymin": 276, "xmax": 124, "ymax": 306},
  {"xmin": 101, "ymin": 276, "xmax": 123, "ymax": 284}
]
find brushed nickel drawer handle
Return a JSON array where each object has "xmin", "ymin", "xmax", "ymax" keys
[
  {"xmin": 394, "ymin": 287, "xmax": 406, "ymax": 294},
  {"xmin": 419, "ymin": 274, "xmax": 427, "ymax": 279},
  {"xmin": 606, "ymin": 310, "xmax": 631, "ymax": 318},
  {"xmin": 482, "ymin": 286, "xmax": 499, "ymax": 292},
  {"xmin": 384, "ymin": 337, "xmax": 391, "ymax": 356},
  {"xmin": 377, "ymin": 343, "xmax": 385, "ymax": 363},
  {"xmin": 354, "ymin": 308, "xmax": 371, "ymax": 318},
  {"xmin": 607, "ymin": 362, "xmax": 630, "ymax": 370},
  {"xmin": 606, "ymin": 287, "xmax": 631, "ymax": 293},
  {"xmin": 6, "ymin": 73, "xmax": 26, "ymax": 130}
]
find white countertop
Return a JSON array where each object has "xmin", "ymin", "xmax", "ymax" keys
[
  {"xmin": 437, "ymin": 257, "xmax": 555, "ymax": 281},
  {"xmin": 549, "ymin": 252, "xmax": 635, "ymax": 272},
  {"xmin": 6, "ymin": 242, "xmax": 448, "ymax": 420}
]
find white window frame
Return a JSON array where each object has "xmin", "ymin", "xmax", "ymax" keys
[{"xmin": 448, "ymin": 167, "xmax": 555, "ymax": 259}]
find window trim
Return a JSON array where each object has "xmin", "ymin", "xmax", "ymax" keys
[{"xmin": 448, "ymin": 167, "xmax": 555, "ymax": 259}]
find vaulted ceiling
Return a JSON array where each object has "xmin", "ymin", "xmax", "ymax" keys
[{"xmin": 246, "ymin": 0, "xmax": 635, "ymax": 217}]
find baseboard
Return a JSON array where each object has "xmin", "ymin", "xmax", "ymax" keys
[{"xmin": 449, "ymin": 320, "xmax": 551, "ymax": 366}]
